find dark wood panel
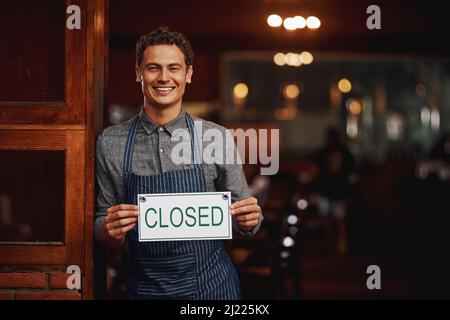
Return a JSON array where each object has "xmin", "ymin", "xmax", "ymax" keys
[
  {"xmin": 0, "ymin": 0, "xmax": 87, "ymax": 125},
  {"xmin": 0, "ymin": 0, "xmax": 65, "ymax": 102},
  {"xmin": 0, "ymin": 130, "xmax": 85, "ymax": 266},
  {"xmin": 0, "ymin": 150, "xmax": 65, "ymax": 242}
]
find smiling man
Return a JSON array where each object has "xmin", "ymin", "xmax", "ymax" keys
[{"xmin": 95, "ymin": 26, "xmax": 263, "ymax": 300}]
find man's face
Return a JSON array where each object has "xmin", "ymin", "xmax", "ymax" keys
[{"xmin": 136, "ymin": 44, "xmax": 193, "ymax": 109}]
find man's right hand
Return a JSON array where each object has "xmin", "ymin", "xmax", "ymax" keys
[{"xmin": 103, "ymin": 204, "xmax": 139, "ymax": 243}]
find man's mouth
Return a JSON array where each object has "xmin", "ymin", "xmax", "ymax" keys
[{"xmin": 153, "ymin": 86, "xmax": 175, "ymax": 95}]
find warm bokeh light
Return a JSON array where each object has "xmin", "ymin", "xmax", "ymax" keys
[
  {"xmin": 267, "ymin": 14, "xmax": 282, "ymax": 27},
  {"xmin": 283, "ymin": 17, "xmax": 297, "ymax": 30},
  {"xmin": 299, "ymin": 51, "xmax": 313, "ymax": 65},
  {"xmin": 349, "ymin": 99, "xmax": 362, "ymax": 115},
  {"xmin": 306, "ymin": 16, "xmax": 321, "ymax": 29},
  {"xmin": 293, "ymin": 15, "xmax": 306, "ymax": 29},
  {"xmin": 273, "ymin": 52, "xmax": 286, "ymax": 66},
  {"xmin": 286, "ymin": 52, "xmax": 300, "ymax": 66},
  {"xmin": 283, "ymin": 84, "xmax": 300, "ymax": 99},
  {"xmin": 292, "ymin": 54, "xmax": 302, "ymax": 67},
  {"xmin": 338, "ymin": 78, "xmax": 352, "ymax": 93},
  {"xmin": 274, "ymin": 52, "xmax": 305, "ymax": 67},
  {"xmin": 233, "ymin": 83, "xmax": 249, "ymax": 99}
]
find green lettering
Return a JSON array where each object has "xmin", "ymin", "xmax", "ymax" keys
[
  {"xmin": 170, "ymin": 207, "xmax": 183, "ymax": 227},
  {"xmin": 198, "ymin": 206, "xmax": 209, "ymax": 226},
  {"xmin": 211, "ymin": 206, "xmax": 223, "ymax": 226},
  {"xmin": 145, "ymin": 208, "xmax": 157, "ymax": 228},
  {"xmin": 185, "ymin": 206, "xmax": 197, "ymax": 227},
  {"xmin": 159, "ymin": 208, "xmax": 168, "ymax": 228}
]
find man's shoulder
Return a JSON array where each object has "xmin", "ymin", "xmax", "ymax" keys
[
  {"xmin": 96, "ymin": 115, "xmax": 138, "ymax": 155},
  {"xmin": 100, "ymin": 115, "xmax": 138, "ymax": 139}
]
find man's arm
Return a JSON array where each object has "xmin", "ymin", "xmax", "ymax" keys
[{"xmin": 95, "ymin": 134, "xmax": 137, "ymax": 248}]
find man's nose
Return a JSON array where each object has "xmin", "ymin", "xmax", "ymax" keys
[{"xmin": 157, "ymin": 68, "xmax": 169, "ymax": 82}]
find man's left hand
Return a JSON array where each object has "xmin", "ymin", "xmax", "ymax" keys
[{"xmin": 231, "ymin": 197, "xmax": 261, "ymax": 232}]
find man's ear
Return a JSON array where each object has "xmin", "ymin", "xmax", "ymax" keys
[
  {"xmin": 186, "ymin": 65, "xmax": 193, "ymax": 84},
  {"xmin": 135, "ymin": 66, "xmax": 142, "ymax": 82}
]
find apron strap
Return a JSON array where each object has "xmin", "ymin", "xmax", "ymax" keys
[
  {"xmin": 123, "ymin": 116, "xmax": 141, "ymax": 173},
  {"xmin": 185, "ymin": 113, "xmax": 202, "ymax": 165}
]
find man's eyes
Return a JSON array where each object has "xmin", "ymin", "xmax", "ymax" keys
[{"xmin": 146, "ymin": 66, "xmax": 180, "ymax": 72}]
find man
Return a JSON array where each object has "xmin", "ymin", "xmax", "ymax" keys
[{"xmin": 95, "ymin": 26, "xmax": 263, "ymax": 299}]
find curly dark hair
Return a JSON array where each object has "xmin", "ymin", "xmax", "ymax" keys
[{"xmin": 135, "ymin": 26, "xmax": 194, "ymax": 68}]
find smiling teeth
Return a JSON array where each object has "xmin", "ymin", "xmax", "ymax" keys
[{"xmin": 155, "ymin": 87, "xmax": 173, "ymax": 92}]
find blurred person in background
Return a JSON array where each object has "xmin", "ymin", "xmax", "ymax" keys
[{"xmin": 310, "ymin": 127, "xmax": 356, "ymax": 254}]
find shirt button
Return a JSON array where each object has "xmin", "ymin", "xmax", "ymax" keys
[
  {"xmin": 159, "ymin": 148, "xmax": 164, "ymax": 153},
  {"xmin": 159, "ymin": 127, "xmax": 164, "ymax": 132}
]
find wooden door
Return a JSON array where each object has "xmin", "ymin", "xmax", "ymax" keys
[{"xmin": 0, "ymin": 0, "xmax": 106, "ymax": 300}]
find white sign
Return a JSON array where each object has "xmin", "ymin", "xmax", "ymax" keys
[{"xmin": 137, "ymin": 192, "xmax": 232, "ymax": 241}]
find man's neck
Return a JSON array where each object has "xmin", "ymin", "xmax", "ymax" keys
[{"xmin": 143, "ymin": 101, "xmax": 182, "ymax": 125}]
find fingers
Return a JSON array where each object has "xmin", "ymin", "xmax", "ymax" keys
[
  {"xmin": 231, "ymin": 197, "xmax": 261, "ymax": 231},
  {"xmin": 231, "ymin": 197, "xmax": 258, "ymax": 209},
  {"xmin": 106, "ymin": 217, "xmax": 137, "ymax": 230},
  {"xmin": 106, "ymin": 210, "xmax": 139, "ymax": 223},
  {"xmin": 108, "ymin": 204, "xmax": 138, "ymax": 214},
  {"xmin": 105, "ymin": 204, "xmax": 139, "ymax": 240},
  {"xmin": 231, "ymin": 204, "xmax": 260, "ymax": 216},
  {"xmin": 239, "ymin": 220, "xmax": 258, "ymax": 231},
  {"xmin": 108, "ymin": 222, "xmax": 136, "ymax": 239},
  {"xmin": 105, "ymin": 204, "xmax": 139, "ymax": 223},
  {"xmin": 235, "ymin": 211, "xmax": 260, "ymax": 222}
]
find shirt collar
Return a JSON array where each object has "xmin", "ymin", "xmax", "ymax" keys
[{"xmin": 139, "ymin": 107, "xmax": 187, "ymax": 136}]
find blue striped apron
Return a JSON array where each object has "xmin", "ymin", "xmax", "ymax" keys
[{"xmin": 122, "ymin": 112, "xmax": 241, "ymax": 300}]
